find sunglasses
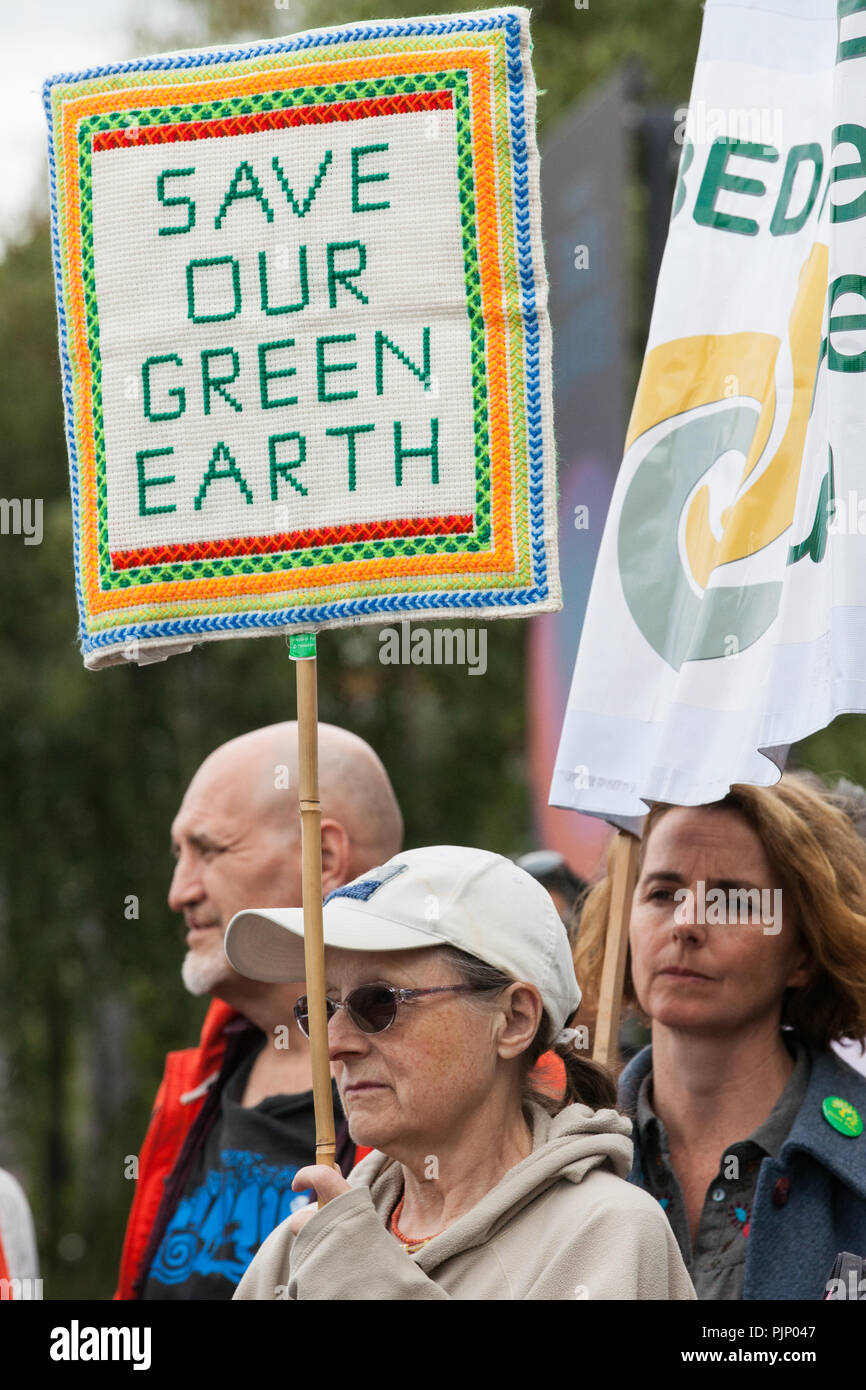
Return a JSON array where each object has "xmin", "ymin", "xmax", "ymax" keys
[{"xmin": 293, "ymin": 982, "xmax": 487, "ymax": 1038}]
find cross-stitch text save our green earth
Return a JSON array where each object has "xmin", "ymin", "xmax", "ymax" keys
[{"xmin": 130, "ymin": 147, "xmax": 438, "ymax": 520}]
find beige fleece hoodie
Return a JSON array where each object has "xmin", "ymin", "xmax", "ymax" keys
[{"xmin": 234, "ymin": 1102, "xmax": 696, "ymax": 1301}]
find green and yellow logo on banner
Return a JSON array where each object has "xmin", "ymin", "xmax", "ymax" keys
[{"xmin": 618, "ymin": 243, "xmax": 828, "ymax": 669}]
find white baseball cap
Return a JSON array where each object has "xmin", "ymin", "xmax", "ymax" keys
[{"xmin": 224, "ymin": 845, "xmax": 582, "ymax": 1037}]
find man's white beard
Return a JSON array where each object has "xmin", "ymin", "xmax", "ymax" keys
[{"xmin": 181, "ymin": 942, "xmax": 231, "ymax": 997}]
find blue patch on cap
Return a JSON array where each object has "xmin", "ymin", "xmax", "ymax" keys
[{"xmin": 324, "ymin": 862, "xmax": 407, "ymax": 905}]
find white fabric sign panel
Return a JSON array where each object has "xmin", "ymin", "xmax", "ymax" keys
[{"xmin": 93, "ymin": 113, "xmax": 477, "ymax": 550}]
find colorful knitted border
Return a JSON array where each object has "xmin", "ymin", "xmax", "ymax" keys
[
  {"xmin": 77, "ymin": 69, "xmax": 494, "ymax": 592},
  {"xmin": 44, "ymin": 9, "xmax": 559, "ymax": 665},
  {"xmin": 63, "ymin": 51, "xmax": 508, "ymax": 613}
]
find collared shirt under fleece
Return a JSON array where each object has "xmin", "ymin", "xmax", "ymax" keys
[
  {"xmin": 619, "ymin": 1036, "xmax": 866, "ymax": 1300},
  {"xmin": 632, "ymin": 1036, "xmax": 810, "ymax": 1299}
]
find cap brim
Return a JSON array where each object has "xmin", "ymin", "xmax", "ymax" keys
[{"xmin": 224, "ymin": 901, "xmax": 450, "ymax": 983}]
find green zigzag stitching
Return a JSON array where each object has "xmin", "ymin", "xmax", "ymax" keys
[
  {"xmin": 75, "ymin": 69, "xmax": 497, "ymax": 591},
  {"xmin": 55, "ymin": 28, "xmax": 535, "ymax": 609}
]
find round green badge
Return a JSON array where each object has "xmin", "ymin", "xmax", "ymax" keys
[{"xmin": 822, "ymin": 1096, "xmax": 863, "ymax": 1137}]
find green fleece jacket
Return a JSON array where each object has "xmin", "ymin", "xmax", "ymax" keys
[{"xmin": 233, "ymin": 1102, "xmax": 697, "ymax": 1300}]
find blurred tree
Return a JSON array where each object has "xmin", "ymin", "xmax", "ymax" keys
[
  {"xmin": 796, "ymin": 718, "xmax": 866, "ymax": 797},
  {"xmin": 140, "ymin": 0, "xmax": 703, "ymax": 130}
]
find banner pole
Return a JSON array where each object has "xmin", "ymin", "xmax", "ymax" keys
[
  {"xmin": 591, "ymin": 829, "xmax": 640, "ymax": 1069},
  {"xmin": 290, "ymin": 632, "xmax": 336, "ymax": 1184}
]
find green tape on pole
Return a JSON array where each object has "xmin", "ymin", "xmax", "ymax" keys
[{"xmin": 289, "ymin": 632, "xmax": 317, "ymax": 660}]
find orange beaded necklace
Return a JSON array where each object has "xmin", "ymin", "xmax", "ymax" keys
[{"xmin": 389, "ymin": 1196, "xmax": 441, "ymax": 1254}]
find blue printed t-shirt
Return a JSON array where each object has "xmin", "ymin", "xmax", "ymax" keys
[{"xmin": 143, "ymin": 1042, "xmax": 342, "ymax": 1300}]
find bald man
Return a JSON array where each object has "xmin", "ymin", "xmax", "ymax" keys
[{"xmin": 115, "ymin": 723, "xmax": 402, "ymax": 1300}]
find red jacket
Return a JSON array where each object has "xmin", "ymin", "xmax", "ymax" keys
[
  {"xmin": 116, "ymin": 998, "xmax": 358, "ymax": 1299},
  {"xmin": 115, "ymin": 999, "xmax": 246, "ymax": 1299},
  {"xmin": 0, "ymin": 1230, "xmax": 9, "ymax": 1296}
]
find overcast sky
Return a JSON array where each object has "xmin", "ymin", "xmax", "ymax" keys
[{"xmin": 1, "ymin": 0, "xmax": 193, "ymax": 250}]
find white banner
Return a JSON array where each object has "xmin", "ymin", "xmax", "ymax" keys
[{"xmin": 551, "ymin": 0, "xmax": 866, "ymax": 829}]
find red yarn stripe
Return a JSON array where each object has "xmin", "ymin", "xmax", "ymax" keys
[
  {"xmin": 93, "ymin": 91, "xmax": 454, "ymax": 151},
  {"xmin": 110, "ymin": 512, "xmax": 475, "ymax": 570}
]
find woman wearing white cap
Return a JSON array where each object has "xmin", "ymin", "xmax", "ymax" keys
[{"xmin": 226, "ymin": 846, "xmax": 695, "ymax": 1301}]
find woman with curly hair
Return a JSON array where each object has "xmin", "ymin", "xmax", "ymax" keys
[{"xmin": 575, "ymin": 775, "xmax": 866, "ymax": 1300}]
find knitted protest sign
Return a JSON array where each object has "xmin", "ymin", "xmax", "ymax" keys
[{"xmin": 44, "ymin": 7, "xmax": 559, "ymax": 668}]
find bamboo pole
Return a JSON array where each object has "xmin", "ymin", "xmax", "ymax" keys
[
  {"xmin": 291, "ymin": 634, "xmax": 336, "ymax": 1185},
  {"xmin": 591, "ymin": 829, "xmax": 640, "ymax": 1069}
]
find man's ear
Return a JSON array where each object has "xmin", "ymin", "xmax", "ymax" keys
[{"xmin": 320, "ymin": 818, "xmax": 352, "ymax": 896}]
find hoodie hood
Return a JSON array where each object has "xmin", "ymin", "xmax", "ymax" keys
[
  {"xmin": 233, "ymin": 1094, "xmax": 696, "ymax": 1302},
  {"xmin": 348, "ymin": 1101, "xmax": 634, "ymax": 1271}
]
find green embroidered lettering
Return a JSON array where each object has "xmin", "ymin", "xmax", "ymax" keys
[
  {"xmin": 838, "ymin": 0, "xmax": 866, "ymax": 63},
  {"xmin": 316, "ymin": 335, "xmax": 358, "ymax": 402},
  {"xmin": 326, "ymin": 241, "xmax": 369, "ymax": 308},
  {"xmin": 394, "ymin": 418, "xmax": 439, "ymax": 486},
  {"xmin": 770, "ymin": 143, "xmax": 823, "ymax": 236},
  {"xmin": 187, "ymin": 257, "xmax": 241, "ymax": 323},
  {"xmin": 156, "ymin": 168, "xmax": 195, "ymax": 236},
  {"xmin": 136, "ymin": 447, "xmax": 176, "ymax": 516},
  {"xmin": 827, "ymin": 274, "xmax": 866, "ymax": 373},
  {"xmin": 326, "ymin": 423, "xmax": 375, "ymax": 492},
  {"xmin": 271, "ymin": 150, "xmax": 333, "ymax": 217},
  {"xmin": 258, "ymin": 339, "xmax": 298, "ymax": 409},
  {"xmin": 214, "ymin": 161, "xmax": 275, "ymax": 229},
  {"xmin": 201, "ymin": 348, "xmax": 242, "ymax": 415},
  {"xmin": 269, "ymin": 432, "xmax": 308, "ymax": 498},
  {"xmin": 194, "ymin": 441, "xmax": 254, "ymax": 510},
  {"xmin": 141, "ymin": 354, "xmax": 186, "ymax": 421},
  {"xmin": 351, "ymin": 143, "xmax": 390, "ymax": 212},
  {"xmin": 258, "ymin": 247, "xmax": 309, "ymax": 315},
  {"xmin": 375, "ymin": 328, "xmax": 431, "ymax": 394},
  {"xmin": 787, "ymin": 447, "xmax": 834, "ymax": 565},
  {"xmin": 694, "ymin": 138, "xmax": 778, "ymax": 236},
  {"xmin": 830, "ymin": 123, "xmax": 866, "ymax": 224},
  {"xmin": 817, "ymin": 167, "xmax": 834, "ymax": 223}
]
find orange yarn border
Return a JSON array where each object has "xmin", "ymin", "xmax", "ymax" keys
[{"xmin": 58, "ymin": 46, "xmax": 514, "ymax": 616}]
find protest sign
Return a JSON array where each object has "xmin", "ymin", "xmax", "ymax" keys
[
  {"xmin": 551, "ymin": 0, "xmax": 866, "ymax": 833},
  {"xmin": 45, "ymin": 7, "xmax": 559, "ymax": 1169},
  {"xmin": 44, "ymin": 8, "xmax": 559, "ymax": 669}
]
